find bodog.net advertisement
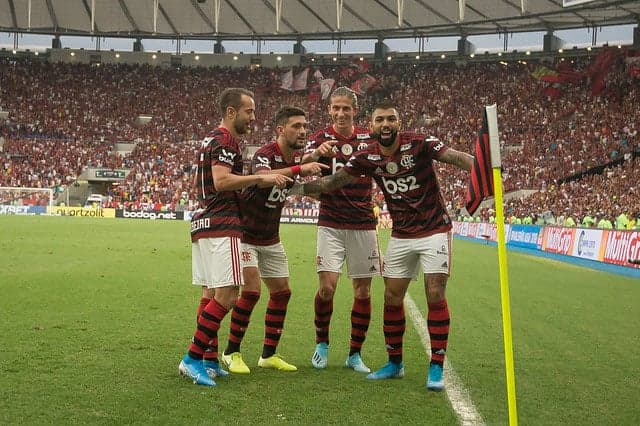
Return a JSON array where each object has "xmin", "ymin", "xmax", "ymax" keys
[
  {"xmin": 49, "ymin": 206, "xmax": 116, "ymax": 218},
  {"xmin": 115, "ymin": 209, "xmax": 184, "ymax": 221}
]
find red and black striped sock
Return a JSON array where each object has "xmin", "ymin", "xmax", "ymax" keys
[
  {"xmin": 199, "ymin": 296, "xmax": 215, "ymax": 362},
  {"xmin": 262, "ymin": 289, "xmax": 292, "ymax": 359},
  {"xmin": 314, "ymin": 292, "xmax": 333, "ymax": 345},
  {"xmin": 225, "ymin": 291, "xmax": 260, "ymax": 355},
  {"xmin": 383, "ymin": 303, "xmax": 405, "ymax": 364},
  {"xmin": 196, "ymin": 297, "xmax": 211, "ymax": 322},
  {"xmin": 349, "ymin": 297, "xmax": 371, "ymax": 356},
  {"xmin": 427, "ymin": 299, "xmax": 450, "ymax": 366},
  {"xmin": 188, "ymin": 298, "xmax": 228, "ymax": 360}
]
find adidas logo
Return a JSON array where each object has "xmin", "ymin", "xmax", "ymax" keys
[
  {"xmin": 434, "ymin": 349, "xmax": 446, "ymax": 355},
  {"xmin": 441, "ymin": 261, "xmax": 448, "ymax": 268},
  {"xmin": 375, "ymin": 167, "xmax": 383, "ymax": 173}
]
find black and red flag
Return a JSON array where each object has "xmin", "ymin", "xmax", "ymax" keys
[{"xmin": 465, "ymin": 109, "xmax": 494, "ymax": 215}]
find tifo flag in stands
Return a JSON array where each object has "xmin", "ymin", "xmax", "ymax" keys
[
  {"xmin": 465, "ymin": 109, "xmax": 494, "ymax": 215},
  {"xmin": 625, "ymin": 55, "xmax": 640, "ymax": 78},
  {"xmin": 292, "ymin": 68, "xmax": 310, "ymax": 91},
  {"xmin": 351, "ymin": 74, "xmax": 377, "ymax": 95},
  {"xmin": 280, "ymin": 69, "xmax": 293, "ymax": 91},
  {"xmin": 531, "ymin": 65, "xmax": 558, "ymax": 80},
  {"xmin": 307, "ymin": 83, "xmax": 321, "ymax": 105},
  {"xmin": 319, "ymin": 78, "xmax": 335, "ymax": 100},
  {"xmin": 587, "ymin": 48, "xmax": 618, "ymax": 95}
]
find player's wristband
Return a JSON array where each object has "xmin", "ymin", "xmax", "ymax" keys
[{"xmin": 291, "ymin": 165, "xmax": 302, "ymax": 176}]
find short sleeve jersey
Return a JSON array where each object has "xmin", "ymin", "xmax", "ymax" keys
[
  {"xmin": 343, "ymin": 132, "xmax": 452, "ymax": 238},
  {"xmin": 240, "ymin": 141, "xmax": 301, "ymax": 246},
  {"xmin": 305, "ymin": 126, "xmax": 376, "ymax": 230},
  {"xmin": 190, "ymin": 127, "xmax": 243, "ymax": 242}
]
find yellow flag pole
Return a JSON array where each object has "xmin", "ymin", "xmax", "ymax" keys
[{"xmin": 486, "ymin": 104, "xmax": 518, "ymax": 425}]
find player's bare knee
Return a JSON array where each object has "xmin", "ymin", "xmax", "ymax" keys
[
  {"xmin": 201, "ymin": 286, "xmax": 215, "ymax": 299},
  {"xmin": 352, "ymin": 278, "xmax": 371, "ymax": 299},
  {"xmin": 216, "ymin": 286, "xmax": 240, "ymax": 310},
  {"xmin": 265, "ymin": 277, "xmax": 289, "ymax": 294},
  {"xmin": 383, "ymin": 287, "xmax": 405, "ymax": 306},
  {"xmin": 425, "ymin": 273, "xmax": 448, "ymax": 302},
  {"xmin": 318, "ymin": 284, "xmax": 337, "ymax": 300}
]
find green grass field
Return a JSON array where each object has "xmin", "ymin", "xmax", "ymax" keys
[{"xmin": 1, "ymin": 216, "xmax": 639, "ymax": 425}]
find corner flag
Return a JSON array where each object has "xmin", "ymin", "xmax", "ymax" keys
[
  {"xmin": 465, "ymin": 108, "xmax": 494, "ymax": 215},
  {"xmin": 470, "ymin": 105, "xmax": 519, "ymax": 426}
]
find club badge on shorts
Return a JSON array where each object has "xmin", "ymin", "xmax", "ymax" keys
[
  {"xmin": 341, "ymin": 144, "xmax": 353, "ymax": 156},
  {"xmin": 386, "ymin": 162, "xmax": 398, "ymax": 174}
]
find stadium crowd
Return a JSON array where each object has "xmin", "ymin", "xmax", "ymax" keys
[{"xmin": 0, "ymin": 54, "xmax": 638, "ymax": 224}]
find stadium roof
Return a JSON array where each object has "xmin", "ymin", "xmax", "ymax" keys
[{"xmin": 1, "ymin": 0, "xmax": 639, "ymax": 41}]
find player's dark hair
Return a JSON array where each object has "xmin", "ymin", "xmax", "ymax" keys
[
  {"xmin": 218, "ymin": 87, "xmax": 254, "ymax": 116},
  {"xmin": 371, "ymin": 99, "xmax": 396, "ymax": 115},
  {"xmin": 274, "ymin": 106, "xmax": 307, "ymax": 127}
]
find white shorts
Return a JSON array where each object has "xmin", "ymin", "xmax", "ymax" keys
[
  {"xmin": 241, "ymin": 242, "xmax": 289, "ymax": 278},
  {"xmin": 316, "ymin": 226, "xmax": 381, "ymax": 278},
  {"xmin": 192, "ymin": 237, "xmax": 244, "ymax": 288},
  {"xmin": 382, "ymin": 232, "xmax": 452, "ymax": 279}
]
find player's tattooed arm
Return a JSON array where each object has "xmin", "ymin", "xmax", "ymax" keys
[
  {"xmin": 438, "ymin": 148, "xmax": 474, "ymax": 171},
  {"xmin": 304, "ymin": 169, "xmax": 355, "ymax": 194},
  {"xmin": 293, "ymin": 169, "xmax": 355, "ymax": 195}
]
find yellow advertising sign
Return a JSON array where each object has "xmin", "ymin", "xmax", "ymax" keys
[{"xmin": 48, "ymin": 206, "xmax": 115, "ymax": 218}]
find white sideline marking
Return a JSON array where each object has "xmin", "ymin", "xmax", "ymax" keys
[{"xmin": 405, "ymin": 295, "xmax": 485, "ymax": 426}]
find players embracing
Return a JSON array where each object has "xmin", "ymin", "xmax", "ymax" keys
[{"xmin": 292, "ymin": 99, "xmax": 475, "ymax": 391}]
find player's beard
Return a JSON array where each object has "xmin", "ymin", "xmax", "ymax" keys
[
  {"xmin": 234, "ymin": 118, "xmax": 250, "ymax": 135},
  {"xmin": 373, "ymin": 129, "xmax": 398, "ymax": 147},
  {"xmin": 289, "ymin": 138, "xmax": 306, "ymax": 150}
]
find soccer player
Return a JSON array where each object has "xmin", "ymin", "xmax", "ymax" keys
[
  {"xmin": 303, "ymin": 87, "xmax": 380, "ymax": 373},
  {"xmin": 221, "ymin": 106, "xmax": 327, "ymax": 374},
  {"xmin": 178, "ymin": 88, "xmax": 292, "ymax": 387},
  {"xmin": 291, "ymin": 100, "xmax": 474, "ymax": 391}
]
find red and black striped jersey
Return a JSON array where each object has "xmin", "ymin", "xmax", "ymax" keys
[
  {"xmin": 305, "ymin": 126, "xmax": 376, "ymax": 230},
  {"xmin": 343, "ymin": 133, "xmax": 452, "ymax": 239},
  {"xmin": 190, "ymin": 127, "xmax": 243, "ymax": 242},
  {"xmin": 240, "ymin": 141, "xmax": 302, "ymax": 246}
]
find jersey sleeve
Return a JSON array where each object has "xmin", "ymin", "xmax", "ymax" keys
[
  {"xmin": 343, "ymin": 153, "xmax": 369, "ymax": 177},
  {"xmin": 252, "ymin": 149, "xmax": 273, "ymax": 173},
  {"xmin": 421, "ymin": 135, "xmax": 449, "ymax": 160},
  {"xmin": 304, "ymin": 132, "xmax": 321, "ymax": 155},
  {"xmin": 211, "ymin": 136, "xmax": 240, "ymax": 169}
]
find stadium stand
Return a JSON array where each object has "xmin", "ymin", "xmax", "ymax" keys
[{"xmin": 0, "ymin": 55, "xmax": 638, "ymax": 224}]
